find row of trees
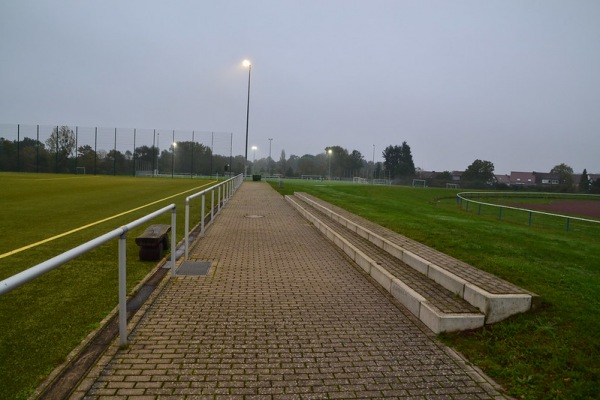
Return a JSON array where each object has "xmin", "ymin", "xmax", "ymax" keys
[
  {"xmin": 431, "ymin": 159, "xmax": 599, "ymax": 193},
  {"xmin": 0, "ymin": 126, "xmax": 237, "ymax": 176},
  {"xmin": 248, "ymin": 142, "xmax": 416, "ymax": 182},
  {"xmin": 2, "ymin": 127, "xmax": 596, "ymax": 192}
]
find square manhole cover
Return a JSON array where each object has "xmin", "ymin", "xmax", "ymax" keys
[{"xmin": 176, "ymin": 261, "xmax": 211, "ymax": 276}]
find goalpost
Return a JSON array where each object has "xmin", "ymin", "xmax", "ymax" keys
[
  {"xmin": 75, "ymin": 167, "xmax": 86, "ymax": 175},
  {"xmin": 446, "ymin": 183, "xmax": 459, "ymax": 189},
  {"xmin": 353, "ymin": 177, "xmax": 368, "ymax": 184},
  {"xmin": 301, "ymin": 175, "xmax": 322, "ymax": 180},
  {"xmin": 373, "ymin": 179, "xmax": 390, "ymax": 185},
  {"xmin": 412, "ymin": 179, "xmax": 426, "ymax": 188}
]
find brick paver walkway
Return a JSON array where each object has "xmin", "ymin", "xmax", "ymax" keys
[{"xmin": 77, "ymin": 182, "xmax": 508, "ymax": 399}]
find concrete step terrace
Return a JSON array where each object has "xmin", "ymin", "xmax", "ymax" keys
[{"xmin": 288, "ymin": 192, "xmax": 536, "ymax": 328}]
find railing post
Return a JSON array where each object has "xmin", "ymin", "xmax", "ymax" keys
[
  {"xmin": 218, "ymin": 186, "xmax": 221, "ymax": 213},
  {"xmin": 201, "ymin": 194, "xmax": 206, "ymax": 236},
  {"xmin": 211, "ymin": 190, "xmax": 215, "ymax": 221},
  {"xmin": 171, "ymin": 207, "xmax": 177, "ymax": 276},
  {"xmin": 184, "ymin": 198, "xmax": 190, "ymax": 260},
  {"xmin": 118, "ymin": 232, "xmax": 127, "ymax": 347}
]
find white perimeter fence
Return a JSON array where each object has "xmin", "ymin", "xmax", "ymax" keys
[
  {"xmin": 456, "ymin": 191, "xmax": 600, "ymax": 232},
  {"xmin": 0, "ymin": 174, "xmax": 244, "ymax": 346}
]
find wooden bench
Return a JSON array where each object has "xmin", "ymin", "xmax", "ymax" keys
[{"xmin": 135, "ymin": 224, "xmax": 171, "ymax": 261}]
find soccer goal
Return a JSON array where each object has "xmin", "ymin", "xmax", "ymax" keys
[
  {"xmin": 301, "ymin": 175, "xmax": 322, "ymax": 180},
  {"xmin": 446, "ymin": 183, "xmax": 460, "ymax": 189},
  {"xmin": 353, "ymin": 177, "xmax": 368, "ymax": 184},
  {"xmin": 75, "ymin": 167, "xmax": 86, "ymax": 175},
  {"xmin": 373, "ymin": 179, "xmax": 390, "ymax": 185},
  {"xmin": 412, "ymin": 179, "xmax": 426, "ymax": 188}
]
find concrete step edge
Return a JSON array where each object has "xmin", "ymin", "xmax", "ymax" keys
[
  {"xmin": 286, "ymin": 195, "xmax": 485, "ymax": 333},
  {"xmin": 293, "ymin": 193, "xmax": 533, "ymax": 324}
]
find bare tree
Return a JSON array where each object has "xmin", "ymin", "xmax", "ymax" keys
[{"xmin": 45, "ymin": 126, "xmax": 76, "ymax": 157}]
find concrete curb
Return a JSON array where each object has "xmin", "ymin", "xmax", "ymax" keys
[
  {"xmin": 294, "ymin": 192, "xmax": 534, "ymax": 325},
  {"xmin": 286, "ymin": 195, "xmax": 485, "ymax": 333}
]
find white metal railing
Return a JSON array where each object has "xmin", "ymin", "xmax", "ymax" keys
[
  {"xmin": 456, "ymin": 191, "xmax": 600, "ymax": 231},
  {"xmin": 184, "ymin": 173, "xmax": 244, "ymax": 259},
  {"xmin": 0, "ymin": 204, "xmax": 177, "ymax": 346}
]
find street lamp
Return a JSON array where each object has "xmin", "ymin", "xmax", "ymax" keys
[
  {"xmin": 251, "ymin": 145, "xmax": 257, "ymax": 174},
  {"xmin": 243, "ymin": 59, "xmax": 252, "ymax": 179},
  {"xmin": 268, "ymin": 138, "xmax": 273, "ymax": 176},
  {"xmin": 171, "ymin": 142, "xmax": 177, "ymax": 178},
  {"xmin": 328, "ymin": 148, "xmax": 333, "ymax": 180}
]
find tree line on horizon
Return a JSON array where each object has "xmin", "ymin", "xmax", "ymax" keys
[{"xmin": 1, "ymin": 126, "xmax": 597, "ymax": 192}]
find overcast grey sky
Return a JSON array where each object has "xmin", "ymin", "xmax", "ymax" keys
[{"xmin": 1, "ymin": 0, "xmax": 599, "ymax": 174}]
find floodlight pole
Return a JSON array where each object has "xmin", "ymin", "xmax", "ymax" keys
[
  {"xmin": 328, "ymin": 149, "xmax": 333, "ymax": 180},
  {"xmin": 268, "ymin": 138, "xmax": 273, "ymax": 176},
  {"xmin": 243, "ymin": 60, "xmax": 252, "ymax": 179},
  {"xmin": 251, "ymin": 146, "xmax": 257, "ymax": 175},
  {"xmin": 171, "ymin": 139, "xmax": 177, "ymax": 179}
]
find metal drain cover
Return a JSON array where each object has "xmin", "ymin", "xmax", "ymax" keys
[
  {"xmin": 245, "ymin": 214, "xmax": 265, "ymax": 219},
  {"xmin": 176, "ymin": 261, "xmax": 211, "ymax": 276}
]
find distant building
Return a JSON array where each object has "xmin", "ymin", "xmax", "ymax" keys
[
  {"xmin": 509, "ymin": 171, "xmax": 536, "ymax": 186},
  {"xmin": 451, "ymin": 171, "xmax": 463, "ymax": 182},
  {"xmin": 534, "ymin": 172, "xmax": 561, "ymax": 186},
  {"xmin": 495, "ymin": 174, "xmax": 510, "ymax": 185}
]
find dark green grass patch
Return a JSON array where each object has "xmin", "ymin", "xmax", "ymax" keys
[
  {"xmin": 271, "ymin": 180, "xmax": 600, "ymax": 400},
  {"xmin": 0, "ymin": 173, "xmax": 217, "ymax": 399}
]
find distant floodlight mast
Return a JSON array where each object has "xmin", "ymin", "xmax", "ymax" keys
[
  {"xmin": 171, "ymin": 141, "xmax": 177, "ymax": 179},
  {"xmin": 328, "ymin": 148, "xmax": 333, "ymax": 180},
  {"xmin": 243, "ymin": 59, "xmax": 252, "ymax": 179}
]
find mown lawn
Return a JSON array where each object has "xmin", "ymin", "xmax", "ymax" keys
[
  {"xmin": 0, "ymin": 173, "xmax": 217, "ymax": 399},
  {"xmin": 270, "ymin": 179, "xmax": 600, "ymax": 400}
]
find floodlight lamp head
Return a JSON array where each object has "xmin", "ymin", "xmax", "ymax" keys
[{"xmin": 242, "ymin": 59, "xmax": 251, "ymax": 68}]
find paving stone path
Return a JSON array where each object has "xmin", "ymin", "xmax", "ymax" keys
[{"xmin": 76, "ymin": 182, "xmax": 509, "ymax": 399}]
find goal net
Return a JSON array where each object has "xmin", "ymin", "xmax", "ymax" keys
[
  {"xmin": 445, "ymin": 183, "xmax": 459, "ymax": 189},
  {"xmin": 75, "ymin": 167, "xmax": 86, "ymax": 175},
  {"xmin": 373, "ymin": 179, "xmax": 390, "ymax": 185},
  {"xmin": 412, "ymin": 179, "xmax": 426, "ymax": 188},
  {"xmin": 301, "ymin": 175, "xmax": 322, "ymax": 180},
  {"xmin": 353, "ymin": 177, "xmax": 368, "ymax": 184}
]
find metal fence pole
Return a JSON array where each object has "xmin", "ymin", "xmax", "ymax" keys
[
  {"xmin": 171, "ymin": 207, "xmax": 177, "ymax": 276},
  {"xmin": 201, "ymin": 194, "xmax": 206, "ymax": 235},
  {"xmin": 211, "ymin": 190, "xmax": 215, "ymax": 221},
  {"xmin": 184, "ymin": 199, "xmax": 190, "ymax": 260},
  {"xmin": 218, "ymin": 186, "xmax": 221, "ymax": 214},
  {"xmin": 118, "ymin": 232, "xmax": 127, "ymax": 347}
]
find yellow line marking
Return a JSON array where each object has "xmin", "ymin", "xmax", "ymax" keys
[{"xmin": 0, "ymin": 181, "xmax": 216, "ymax": 260}]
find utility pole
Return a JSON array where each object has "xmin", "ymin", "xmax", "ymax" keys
[{"xmin": 268, "ymin": 138, "xmax": 273, "ymax": 176}]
